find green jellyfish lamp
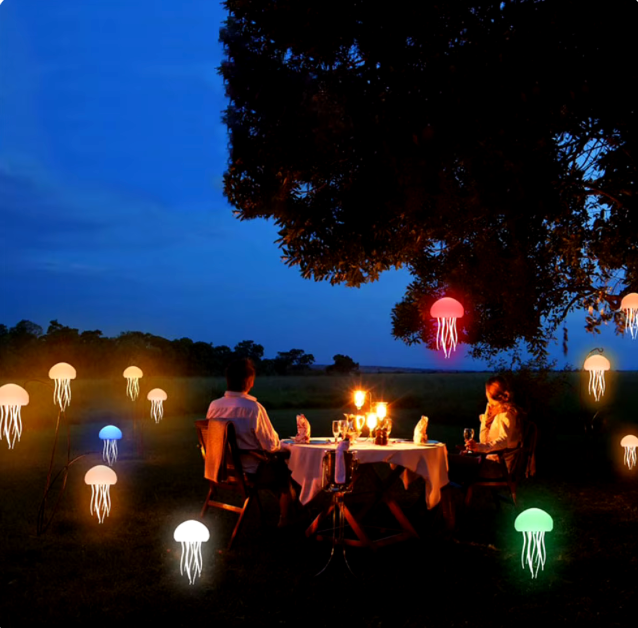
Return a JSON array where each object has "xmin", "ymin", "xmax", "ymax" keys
[
  {"xmin": 99, "ymin": 425, "xmax": 123, "ymax": 466},
  {"xmin": 174, "ymin": 520, "xmax": 210, "ymax": 585},
  {"xmin": 514, "ymin": 508, "xmax": 553, "ymax": 579}
]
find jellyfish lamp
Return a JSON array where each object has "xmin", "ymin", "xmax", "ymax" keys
[
  {"xmin": 123, "ymin": 366, "xmax": 143, "ymax": 401},
  {"xmin": 99, "ymin": 425, "xmax": 123, "ymax": 466},
  {"xmin": 583, "ymin": 354, "xmax": 611, "ymax": 402},
  {"xmin": 85, "ymin": 465, "xmax": 117, "ymax": 523},
  {"xmin": 48, "ymin": 362, "xmax": 77, "ymax": 411},
  {"xmin": 354, "ymin": 390, "xmax": 366, "ymax": 411},
  {"xmin": 514, "ymin": 508, "xmax": 553, "ymax": 579},
  {"xmin": 430, "ymin": 297, "xmax": 464, "ymax": 359},
  {"xmin": 621, "ymin": 435, "xmax": 638, "ymax": 470},
  {"xmin": 620, "ymin": 293, "xmax": 638, "ymax": 340},
  {"xmin": 0, "ymin": 384, "xmax": 29, "ymax": 450},
  {"xmin": 174, "ymin": 520, "xmax": 210, "ymax": 585},
  {"xmin": 147, "ymin": 388, "xmax": 167, "ymax": 423}
]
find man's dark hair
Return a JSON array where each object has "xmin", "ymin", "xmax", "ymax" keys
[{"xmin": 226, "ymin": 358, "xmax": 256, "ymax": 392}]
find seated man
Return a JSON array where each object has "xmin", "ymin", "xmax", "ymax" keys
[{"xmin": 206, "ymin": 357, "xmax": 298, "ymax": 526}]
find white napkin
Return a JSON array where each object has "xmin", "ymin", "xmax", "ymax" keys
[
  {"xmin": 414, "ymin": 416, "xmax": 429, "ymax": 444},
  {"xmin": 294, "ymin": 414, "xmax": 311, "ymax": 443},
  {"xmin": 335, "ymin": 439, "xmax": 350, "ymax": 484}
]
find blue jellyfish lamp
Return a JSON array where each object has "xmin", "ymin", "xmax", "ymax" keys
[{"xmin": 99, "ymin": 425, "xmax": 122, "ymax": 466}]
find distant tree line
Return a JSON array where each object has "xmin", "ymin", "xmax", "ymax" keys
[{"xmin": 0, "ymin": 320, "xmax": 359, "ymax": 378}]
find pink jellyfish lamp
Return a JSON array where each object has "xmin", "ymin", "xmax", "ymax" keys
[
  {"xmin": 174, "ymin": 520, "xmax": 210, "ymax": 585},
  {"xmin": 84, "ymin": 465, "xmax": 117, "ymax": 523},
  {"xmin": 620, "ymin": 293, "xmax": 638, "ymax": 340},
  {"xmin": 583, "ymin": 353, "xmax": 611, "ymax": 402},
  {"xmin": 123, "ymin": 366, "xmax": 143, "ymax": 401},
  {"xmin": 430, "ymin": 297, "xmax": 464, "ymax": 358},
  {"xmin": 621, "ymin": 435, "xmax": 638, "ymax": 470},
  {"xmin": 48, "ymin": 362, "xmax": 76, "ymax": 411},
  {"xmin": 147, "ymin": 388, "xmax": 167, "ymax": 423},
  {"xmin": 0, "ymin": 383, "xmax": 29, "ymax": 449}
]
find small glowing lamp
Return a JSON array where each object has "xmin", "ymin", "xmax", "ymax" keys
[
  {"xmin": 354, "ymin": 390, "xmax": 366, "ymax": 410},
  {"xmin": 430, "ymin": 297, "xmax": 464, "ymax": 358},
  {"xmin": 620, "ymin": 435, "xmax": 638, "ymax": 470},
  {"xmin": 514, "ymin": 508, "xmax": 553, "ymax": 579},
  {"xmin": 583, "ymin": 353, "xmax": 611, "ymax": 402},
  {"xmin": 99, "ymin": 425, "xmax": 123, "ymax": 466},
  {"xmin": 620, "ymin": 293, "xmax": 638, "ymax": 340},
  {"xmin": 147, "ymin": 388, "xmax": 167, "ymax": 423},
  {"xmin": 123, "ymin": 366, "xmax": 143, "ymax": 401},
  {"xmin": 174, "ymin": 520, "xmax": 210, "ymax": 585},
  {"xmin": 0, "ymin": 383, "xmax": 29, "ymax": 449},
  {"xmin": 48, "ymin": 362, "xmax": 77, "ymax": 411},
  {"xmin": 375, "ymin": 402, "xmax": 388, "ymax": 420},
  {"xmin": 84, "ymin": 465, "xmax": 117, "ymax": 523},
  {"xmin": 366, "ymin": 412, "xmax": 378, "ymax": 436}
]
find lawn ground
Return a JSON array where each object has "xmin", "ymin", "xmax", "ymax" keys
[{"xmin": 1, "ymin": 373, "xmax": 638, "ymax": 626}]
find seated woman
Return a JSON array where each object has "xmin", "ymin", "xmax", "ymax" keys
[{"xmin": 449, "ymin": 375, "xmax": 523, "ymax": 483}]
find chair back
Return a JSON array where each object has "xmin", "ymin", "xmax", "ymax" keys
[
  {"xmin": 510, "ymin": 419, "xmax": 538, "ymax": 482},
  {"xmin": 321, "ymin": 450, "xmax": 357, "ymax": 492},
  {"xmin": 196, "ymin": 419, "xmax": 249, "ymax": 490}
]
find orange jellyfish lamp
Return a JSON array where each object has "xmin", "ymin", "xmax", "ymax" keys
[
  {"xmin": 583, "ymin": 354, "xmax": 611, "ymax": 402},
  {"xmin": 620, "ymin": 293, "xmax": 638, "ymax": 340}
]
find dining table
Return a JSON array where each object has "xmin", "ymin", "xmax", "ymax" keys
[{"xmin": 280, "ymin": 437, "xmax": 449, "ymax": 548}]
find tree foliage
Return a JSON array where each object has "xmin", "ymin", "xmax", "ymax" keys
[
  {"xmin": 0, "ymin": 320, "xmax": 315, "ymax": 378},
  {"xmin": 220, "ymin": 0, "xmax": 638, "ymax": 360},
  {"xmin": 326, "ymin": 354, "xmax": 359, "ymax": 374}
]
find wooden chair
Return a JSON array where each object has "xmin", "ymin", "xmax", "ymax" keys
[
  {"xmin": 464, "ymin": 419, "xmax": 538, "ymax": 508},
  {"xmin": 195, "ymin": 419, "xmax": 273, "ymax": 550}
]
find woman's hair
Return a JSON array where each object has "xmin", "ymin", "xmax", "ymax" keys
[{"xmin": 485, "ymin": 375, "xmax": 513, "ymax": 405}]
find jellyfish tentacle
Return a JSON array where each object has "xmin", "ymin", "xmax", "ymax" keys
[{"xmin": 521, "ymin": 530, "xmax": 527, "ymax": 570}]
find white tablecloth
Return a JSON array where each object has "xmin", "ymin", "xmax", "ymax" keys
[{"xmin": 281, "ymin": 439, "xmax": 449, "ymax": 509}]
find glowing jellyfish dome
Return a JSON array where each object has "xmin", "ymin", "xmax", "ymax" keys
[
  {"xmin": 0, "ymin": 383, "xmax": 29, "ymax": 450},
  {"xmin": 48, "ymin": 362, "xmax": 77, "ymax": 411},
  {"xmin": 123, "ymin": 366, "xmax": 143, "ymax": 401},
  {"xmin": 85, "ymin": 465, "xmax": 117, "ymax": 523},
  {"xmin": 430, "ymin": 297, "xmax": 464, "ymax": 359},
  {"xmin": 514, "ymin": 508, "xmax": 553, "ymax": 579},
  {"xmin": 99, "ymin": 425, "xmax": 123, "ymax": 466},
  {"xmin": 174, "ymin": 520, "xmax": 210, "ymax": 585},
  {"xmin": 620, "ymin": 293, "xmax": 638, "ymax": 340},
  {"xmin": 147, "ymin": 388, "xmax": 167, "ymax": 423},
  {"xmin": 621, "ymin": 435, "xmax": 638, "ymax": 470},
  {"xmin": 583, "ymin": 354, "xmax": 611, "ymax": 402}
]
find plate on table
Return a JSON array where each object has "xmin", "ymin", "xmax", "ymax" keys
[
  {"xmin": 309, "ymin": 437, "xmax": 332, "ymax": 444},
  {"xmin": 280, "ymin": 439, "xmax": 294, "ymax": 445}
]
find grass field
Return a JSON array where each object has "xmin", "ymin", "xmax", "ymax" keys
[{"xmin": 1, "ymin": 373, "xmax": 638, "ymax": 626}]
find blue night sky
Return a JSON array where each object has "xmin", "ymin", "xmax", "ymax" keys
[{"xmin": 1, "ymin": 0, "xmax": 636, "ymax": 370}]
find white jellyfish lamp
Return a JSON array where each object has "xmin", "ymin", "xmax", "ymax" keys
[
  {"xmin": 48, "ymin": 362, "xmax": 77, "ymax": 411},
  {"xmin": 99, "ymin": 425, "xmax": 123, "ymax": 466},
  {"xmin": 123, "ymin": 366, "xmax": 143, "ymax": 401},
  {"xmin": 147, "ymin": 388, "xmax": 167, "ymax": 423},
  {"xmin": 174, "ymin": 520, "xmax": 210, "ymax": 585},
  {"xmin": 583, "ymin": 353, "xmax": 611, "ymax": 402},
  {"xmin": 84, "ymin": 465, "xmax": 117, "ymax": 523},
  {"xmin": 621, "ymin": 435, "xmax": 638, "ymax": 470},
  {"xmin": 620, "ymin": 293, "xmax": 638, "ymax": 340},
  {"xmin": 0, "ymin": 383, "xmax": 29, "ymax": 449},
  {"xmin": 514, "ymin": 508, "xmax": 553, "ymax": 579},
  {"xmin": 430, "ymin": 297, "xmax": 464, "ymax": 358}
]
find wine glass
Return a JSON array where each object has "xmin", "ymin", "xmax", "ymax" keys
[
  {"xmin": 463, "ymin": 428, "xmax": 474, "ymax": 452},
  {"xmin": 355, "ymin": 415, "xmax": 365, "ymax": 439},
  {"xmin": 385, "ymin": 419, "xmax": 393, "ymax": 440},
  {"xmin": 332, "ymin": 420, "xmax": 341, "ymax": 444}
]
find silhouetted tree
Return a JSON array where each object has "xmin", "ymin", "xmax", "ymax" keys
[
  {"xmin": 326, "ymin": 354, "xmax": 359, "ymax": 375},
  {"xmin": 220, "ymin": 0, "xmax": 638, "ymax": 361}
]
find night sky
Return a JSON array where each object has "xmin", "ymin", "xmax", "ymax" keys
[{"xmin": 1, "ymin": 1, "xmax": 636, "ymax": 370}]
